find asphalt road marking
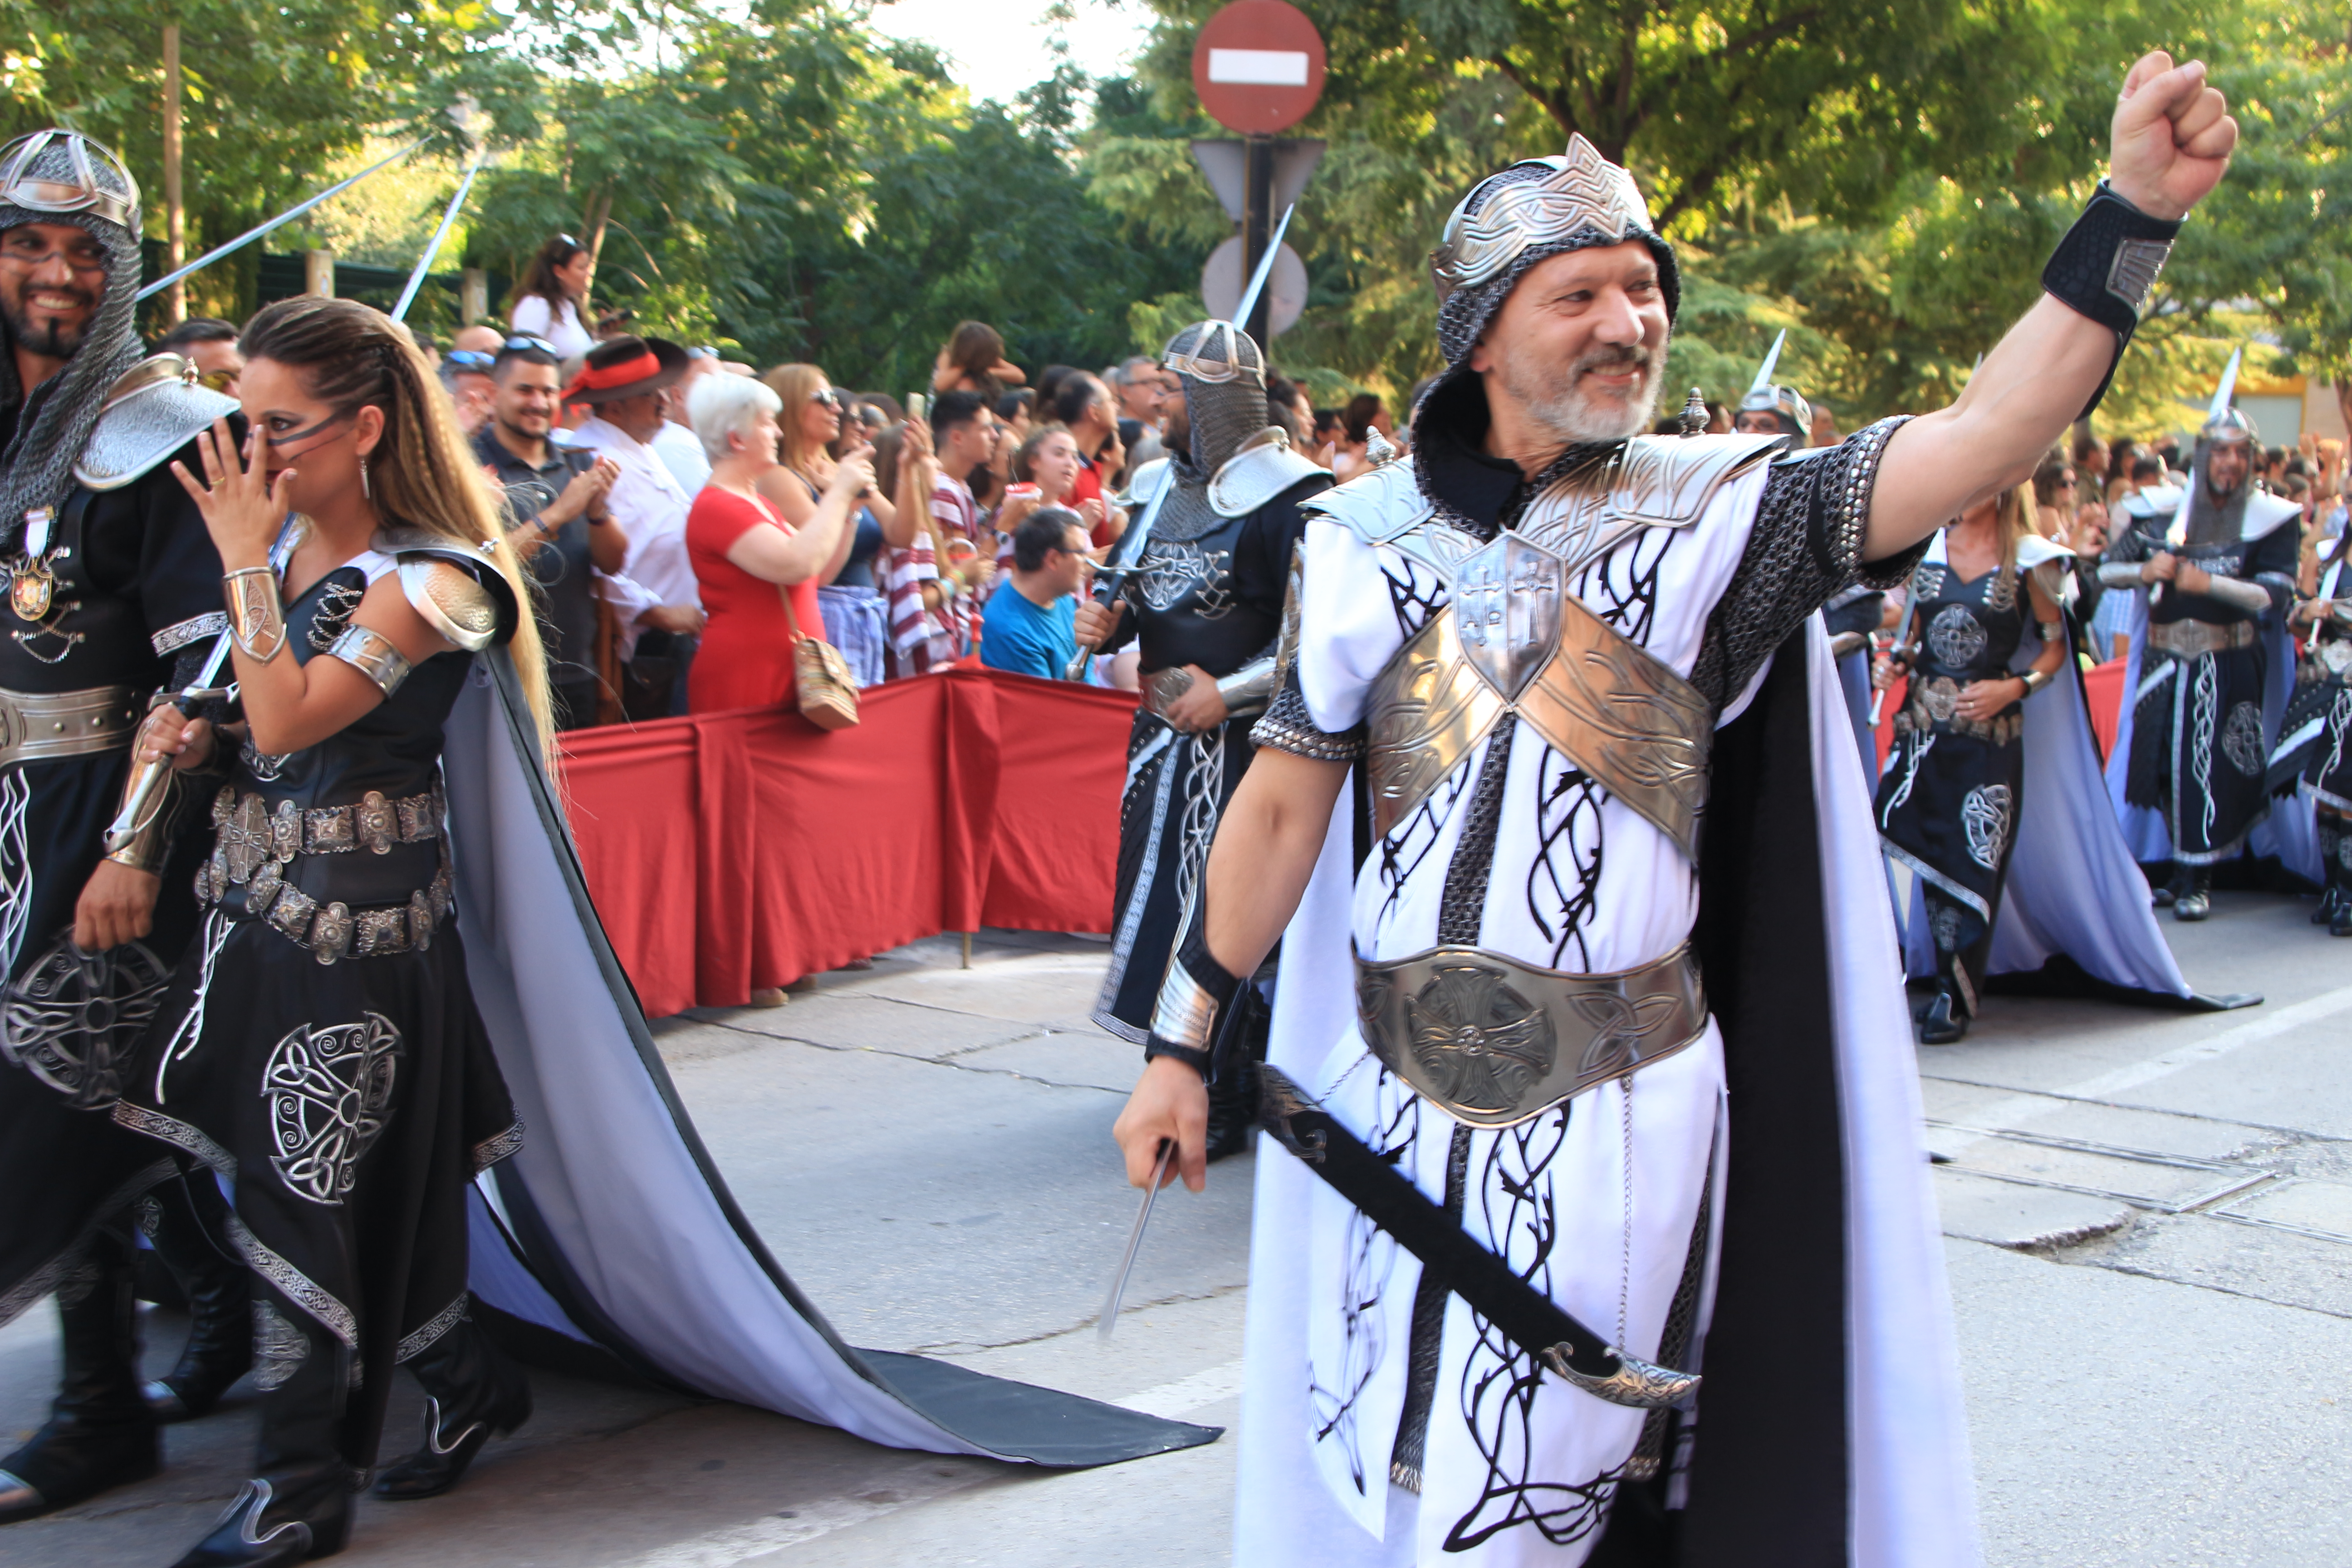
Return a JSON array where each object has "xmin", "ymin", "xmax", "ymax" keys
[
  {"xmin": 607, "ymin": 1357, "xmax": 1247, "ymax": 1567},
  {"xmin": 1936, "ymin": 983, "xmax": 2352, "ymax": 1159}
]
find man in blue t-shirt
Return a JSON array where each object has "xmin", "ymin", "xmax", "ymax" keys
[{"xmin": 980, "ymin": 506, "xmax": 1090, "ymax": 679}]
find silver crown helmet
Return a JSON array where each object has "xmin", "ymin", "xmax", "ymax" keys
[
  {"xmin": 0, "ymin": 130, "xmax": 148, "ymax": 535},
  {"xmin": 2198, "ymin": 404, "xmax": 2257, "ymax": 447},
  {"xmin": 1428, "ymin": 132, "xmax": 1681, "ymax": 372},
  {"xmin": 1736, "ymin": 384, "xmax": 1812, "ymax": 446},
  {"xmin": 1162, "ymin": 318, "xmax": 1271, "ymax": 478}
]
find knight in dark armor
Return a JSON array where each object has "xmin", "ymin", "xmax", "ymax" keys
[
  {"xmin": 2269, "ymin": 528, "xmax": 2352, "ymax": 935},
  {"xmin": 1874, "ymin": 490, "xmax": 2068, "ymax": 1043},
  {"xmin": 0, "ymin": 130, "xmax": 255, "ymax": 1527},
  {"xmin": 2099, "ymin": 392, "xmax": 2300, "ymax": 919},
  {"xmin": 1077, "ymin": 318, "xmax": 1329, "ymax": 1156}
]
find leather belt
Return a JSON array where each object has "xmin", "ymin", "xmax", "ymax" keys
[
  {"xmin": 195, "ymin": 785, "xmax": 450, "ymax": 965},
  {"xmin": 2150, "ymin": 618, "xmax": 2258, "ymax": 657},
  {"xmin": 0, "ymin": 684, "xmax": 139, "ymax": 767},
  {"xmin": 1353, "ymin": 941, "xmax": 1707, "ymax": 1128}
]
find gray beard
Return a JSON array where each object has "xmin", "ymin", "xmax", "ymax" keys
[{"xmin": 1497, "ymin": 335, "xmax": 1667, "ymax": 444}]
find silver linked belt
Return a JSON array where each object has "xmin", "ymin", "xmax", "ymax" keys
[
  {"xmin": 0, "ymin": 684, "xmax": 140, "ymax": 766},
  {"xmin": 194, "ymin": 785, "xmax": 451, "ymax": 965},
  {"xmin": 1353, "ymin": 941, "xmax": 1708, "ymax": 1128},
  {"xmin": 2150, "ymin": 618, "xmax": 2258, "ymax": 657}
]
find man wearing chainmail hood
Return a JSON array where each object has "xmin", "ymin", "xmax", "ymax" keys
[
  {"xmin": 1110, "ymin": 53, "xmax": 2235, "ymax": 1566},
  {"xmin": 0, "ymin": 131, "xmax": 254, "ymax": 1525},
  {"xmin": 1077, "ymin": 319, "xmax": 1329, "ymax": 1156},
  {"xmin": 2099, "ymin": 383, "xmax": 2300, "ymax": 920}
]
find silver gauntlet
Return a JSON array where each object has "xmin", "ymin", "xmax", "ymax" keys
[
  {"xmin": 223, "ymin": 567, "xmax": 287, "ymax": 662},
  {"xmin": 326, "ymin": 625, "xmax": 412, "ymax": 697},
  {"xmin": 1213, "ymin": 655, "xmax": 1278, "ymax": 717}
]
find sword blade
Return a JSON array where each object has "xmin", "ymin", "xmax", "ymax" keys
[
  {"xmin": 136, "ymin": 140, "xmax": 426, "ymax": 303},
  {"xmin": 1097, "ymin": 1139, "xmax": 1173, "ymax": 1340},
  {"xmin": 392, "ymin": 142, "xmax": 489, "ymax": 323}
]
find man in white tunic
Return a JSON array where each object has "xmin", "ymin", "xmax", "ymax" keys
[{"xmin": 1113, "ymin": 52, "xmax": 2236, "ymax": 1568}]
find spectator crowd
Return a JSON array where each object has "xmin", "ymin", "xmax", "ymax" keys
[{"xmin": 155, "ymin": 231, "xmax": 2348, "ymax": 740}]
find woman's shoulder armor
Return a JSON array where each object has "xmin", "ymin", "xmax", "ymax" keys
[{"xmin": 372, "ymin": 528, "xmax": 516, "ymax": 651}]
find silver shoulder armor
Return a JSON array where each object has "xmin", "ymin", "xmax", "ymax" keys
[
  {"xmin": 72, "ymin": 354, "xmax": 239, "ymax": 492},
  {"xmin": 2242, "ymin": 490, "xmax": 2302, "ymax": 541},
  {"xmin": 1609, "ymin": 431, "xmax": 1782, "ymax": 528},
  {"xmin": 1114, "ymin": 456, "xmax": 1172, "ymax": 510},
  {"xmin": 1300, "ymin": 456, "xmax": 1431, "ymax": 545},
  {"xmin": 374, "ymin": 529, "xmax": 515, "ymax": 652},
  {"xmin": 1207, "ymin": 428, "xmax": 1328, "ymax": 518}
]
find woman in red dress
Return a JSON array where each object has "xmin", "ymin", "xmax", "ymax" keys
[{"xmin": 683, "ymin": 375, "xmax": 871, "ymax": 712}]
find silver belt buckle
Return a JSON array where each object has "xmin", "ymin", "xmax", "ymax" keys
[{"xmin": 1353, "ymin": 941, "xmax": 1707, "ymax": 1128}]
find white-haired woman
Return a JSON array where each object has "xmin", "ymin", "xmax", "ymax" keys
[{"xmin": 683, "ymin": 372, "xmax": 871, "ymax": 713}]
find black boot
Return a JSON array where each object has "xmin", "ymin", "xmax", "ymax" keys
[
  {"xmin": 2313, "ymin": 887, "xmax": 2342, "ymax": 926},
  {"xmin": 0, "ymin": 1226, "xmax": 159, "ymax": 1523},
  {"xmin": 1916, "ymin": 978, "xmax": 1969, "ymax": 1045},
  {"xmin": 372, "ymin": 1314, "xmax": 530, "ymax": 1501},
  {"xmin": 144, "ymin": 1173, "xmax": 252, "ymax": 1421},
  {"xmin": 171, "ymin": 1306, "xmax": 352, "ymax": 1565},
  {"xmin": 2174, "ymin": 866, "xmax": 2211, "ymax": 922}
]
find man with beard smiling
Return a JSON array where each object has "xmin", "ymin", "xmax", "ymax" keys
[
  {"xmin": 0, "ymin": 131, "xmax": 253, "ymax": 1525},
  {"xmin": 1113, "ymin": 51, "xmax": 2236, "ymax": 1568}
]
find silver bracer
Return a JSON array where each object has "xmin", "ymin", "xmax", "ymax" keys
[
  {"xmin": 1354, "ymin": 941, "xmax": 1707, "ymax": 1128},
  {"xmin": 223, "ymin": 568, "xmax": 287, "ymax": 662},
  {"xmin": 1214, "ymin": 654, "xmax": 1277, "ymax": 716},
  {"xmin": 73, "ymin": 354, "xmax": 238, "ymax": 492},
  {"xmin": 2199, "ymin": 573, "xmax": 2273, "ymax": 617},
  {"xmin": 326, "ymin": 624, "xmax": 412, "ymax": 697},
  {"xmin": 2097, "ymin": 559, "xmax": 2148, "ymax": 590}
]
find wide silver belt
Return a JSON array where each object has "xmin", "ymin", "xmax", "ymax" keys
[
  {"xmin": 2151, "ymin": 618, "xmax": 2257, "ymax": 657},
  {"xmin": 1353, "ymin": 941, "xmax": 1707, "ymax": 1127},
  {"xmin": 0, "ymin": 684, "xmax": 139, "ymax": 766},
  {"xmin": 195, "ymin": 785, "xmax": 450, "ymax": 965}
]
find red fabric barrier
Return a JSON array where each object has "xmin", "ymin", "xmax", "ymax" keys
[
  {"xmin": 558, "ymin": 668, "xmax": 1133, "ymax": 1017},
  {"xmin": 2082, "ymin": 658, "xmax": 2123, "ymax": 759}
]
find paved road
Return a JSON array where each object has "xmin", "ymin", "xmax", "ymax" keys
[{"xmin": 6, "ymin": 898, "xmax": 2351, "ymax": 1566}]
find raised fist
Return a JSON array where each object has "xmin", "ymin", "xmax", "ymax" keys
[{"xmin": 2109, "ymin": 51, "xmax": 2237, "ymax": 222}]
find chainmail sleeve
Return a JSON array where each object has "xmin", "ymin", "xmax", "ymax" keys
[
  {"xmin": 1252, "ymin": 664, "xmax": 1365, "ymax": 762},
  {"xmin": 1687, "ymin": 416, "xmax": 1923, "ymax": 713}
]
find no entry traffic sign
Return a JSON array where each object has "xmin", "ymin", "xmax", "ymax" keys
[{"xmin": 1192, "ymin": 0, "xmax": 1326, "ymax": 135}]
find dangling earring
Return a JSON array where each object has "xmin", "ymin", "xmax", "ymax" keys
[{"xmin": 360, "ymin": 456, "xmax": 372, "ymax": 502}]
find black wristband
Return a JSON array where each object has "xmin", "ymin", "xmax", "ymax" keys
[
  {"xmin": 2040, "ymin": 181, "xmax": 2181, "ymax": 419},
  {"xmin": 1142, "ymin": 921, "xmax": 1241, "ymax": 1081}
]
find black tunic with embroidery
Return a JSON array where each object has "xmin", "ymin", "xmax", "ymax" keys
[
  {"xmin": 2269, "ymin": 548, "xmax": 2352, "ymax": 820},
  {"xmin": 1090, "ymin": 472, "xmax": 1324, "ymax": 1040},
  {"xmin": 113, "ymin": 540, "xmax": 520, "ymax": 1478},
  {"xmin": 2111, "ymin": 504, "xmax": 2298, "ymax": 862},
  {"xmin": 1874, "ymin": 545, "xmax": 2029, "ymax": 994},
  {"xmin": 0, "ymin": 400, "xmax": 225, "ymax": 1329}
]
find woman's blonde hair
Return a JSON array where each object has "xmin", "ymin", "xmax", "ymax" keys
[
  {"xmin": 237, "ymin": 297, "xmax": 553, "ymax": 750},
  {"xmin": 761, "ymin": 363, "xmax": 833, "ymax": 475},
  {"xmin": 1991, "ymin": 480, "xmax": 2039, "ymax": 570}
]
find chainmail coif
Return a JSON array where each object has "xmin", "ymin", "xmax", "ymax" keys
[
  {"xmin": 1153, "ymin": 318, "xmax": 1277, "ymax": 543},
  {"xmin": 0, "ymin": 133, "xmax": 147, "ymax": 542}
]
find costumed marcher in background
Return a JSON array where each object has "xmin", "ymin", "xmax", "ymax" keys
[
  {"xmin": 1874, "ymin": 491, "xmax": 2075, "ymax": 1041},
  {"xmin": 2269, "ymin": 525, "xmax": 2352, "ymax": 935},
  {"xmin": 1734, "ymin": 333, "xmax": 1885, "ymax": 783},
  {"xmin": 5, "ymin": 297, "xmax": 1217, "ymax": 1564},
  {"xmin": 1882, "ymin": 498, "xmax": 2256, "ymax": 1029},
  {"xmin": 2100, "ymin": 357, "xmax": 2303, "ymax": 920},
  {"xmin": 1111, "ymin": 52, "xmax": 2232, "ymax": 1567},
  {"xmin": 1078, "ymin": 318, "xmax": 1329, "ymax": 1157},
  {"xmin": 0, "ymin": 130, "xmax": 254, "ymax": 1526}
]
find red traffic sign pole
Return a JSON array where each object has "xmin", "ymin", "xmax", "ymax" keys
[{"xmin": 1192, "ymin": 0, "xmax": 1325, "ymax": 345}]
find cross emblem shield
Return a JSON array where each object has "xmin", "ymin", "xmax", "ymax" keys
[{"xmin": 1451, "ymin": 534, "xmax": 1563, "ymax": 701}]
